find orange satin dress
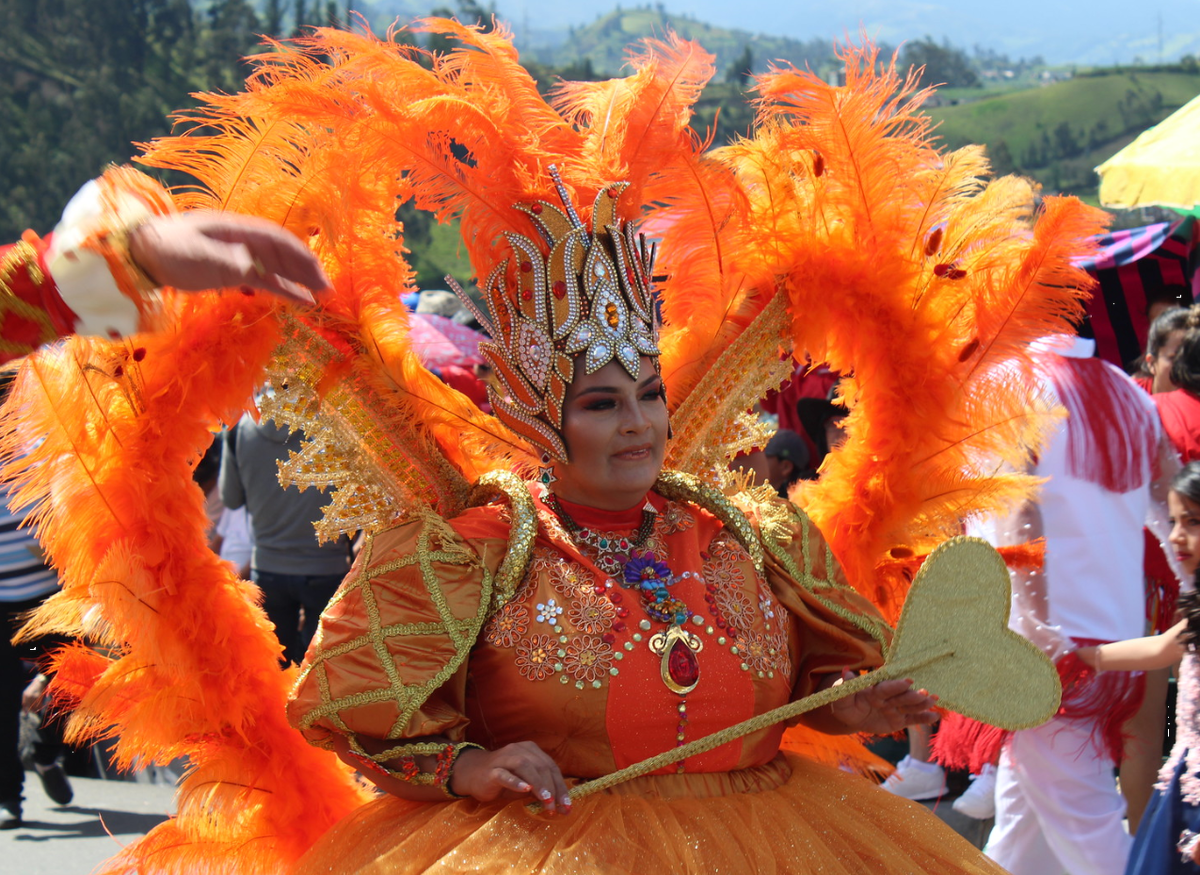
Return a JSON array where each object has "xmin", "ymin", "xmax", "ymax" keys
[{"xmin": 289, "ymin": 488, "xmax": 1004, "ymax": 874}]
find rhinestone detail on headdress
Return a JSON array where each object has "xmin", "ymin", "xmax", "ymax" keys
[{"xmin": 448, "ymin": 168, "xmax": 660, "ymax": 460}]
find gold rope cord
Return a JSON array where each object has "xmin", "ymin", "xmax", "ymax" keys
[
  {"xmin": 654, "ymin": 470, "xmax": 765, "ymax": 574},
  {"xmin": 469, "ymin": 470, "xmax": 538, "ymax": 612}
]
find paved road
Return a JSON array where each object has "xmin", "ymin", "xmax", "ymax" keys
[{"xmin": 0, "ymin": 777, "xmax": 174, "ymax": 875}]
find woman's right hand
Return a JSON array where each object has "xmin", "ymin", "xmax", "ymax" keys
[
  {"xmin": 129, "ymin": 210, "xmax": 330, "ymax": 304},
  {"xmin": 450, "ymin": 741, "xmax": 572, "ymax": 815}
]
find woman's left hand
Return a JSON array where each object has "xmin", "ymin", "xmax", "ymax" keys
[{"xmin": 827, "ymin": 673, "xmax": 939, "ymax": 735}]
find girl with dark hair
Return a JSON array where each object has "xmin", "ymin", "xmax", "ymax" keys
[
  {"xmin": 1156, "ymin": 308, "xmax": 1200, "ymax": 463},
  {"xmin": 1138, "ymin": 307, "xmax": 1189, "ymax": 395},
  {"xmin": 1078, "ymin": 463, "xmax": 1200, "ymax": 873}
]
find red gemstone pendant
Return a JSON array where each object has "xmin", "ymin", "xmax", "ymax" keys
[{"xmin": 650, "ymin": 625, "xmax": 703, "ymax": 695}]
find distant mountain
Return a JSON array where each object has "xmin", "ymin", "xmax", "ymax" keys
[
  {"xmin": 929, "ymin": 69, "xmax": 1200, "ymax": 204},
  {"xmin": 524, "ymin": 8, "xmax": 837, "ymax": 76},
  {"xmin": 350, "ymin": 0, "xmax": 1200, "ymax": 68}
]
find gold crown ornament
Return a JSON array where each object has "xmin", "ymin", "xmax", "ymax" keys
[{"xmin": 449, "ymin": 167, "xmax": 661, "ymax": 461}]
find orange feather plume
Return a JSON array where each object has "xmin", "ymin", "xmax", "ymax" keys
[
  {"xmin": 1, "ymin": 295, "xmax": 370, "ymax": 874},
  {"xmin": 746, "ymin": 45, "xmax": 1101, "ymax": 618},
  {"xmin": 653, "ymin": 43, "xmax": 1105, "ymax": 620}
]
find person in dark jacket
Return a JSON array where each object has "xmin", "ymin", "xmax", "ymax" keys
[{"xmin": 220, "ymin": 413, "xmax": 352, "ymax": 665}]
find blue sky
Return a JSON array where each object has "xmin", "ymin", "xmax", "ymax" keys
[{"xmin": 379, "ymin": 0, "xmax": 1200, "ymax": 65}]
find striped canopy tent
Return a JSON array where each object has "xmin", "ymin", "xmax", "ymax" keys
[{"xmin": 1076, "ymin": 218, "xmax": 1199, "ymax": 368}]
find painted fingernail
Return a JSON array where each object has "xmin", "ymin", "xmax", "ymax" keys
[
  {"xmin": 538, "ymin": 789, "xmax": 553, "ymax": 801},
  {"xmin": 560, "ymin": 795, "xmax": 571, "ymax": 807},
  {"xmin": 517, "ymin": 782, "xmax": 532, "ymax": 792}
]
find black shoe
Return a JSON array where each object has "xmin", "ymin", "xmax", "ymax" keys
[
  {"xmin": 35, "ymin": 762, "xmax": 73, "ymax": 806},
  {"xmin": 0, "ymin": 800, "xmax": 20, "ymax": 829}
]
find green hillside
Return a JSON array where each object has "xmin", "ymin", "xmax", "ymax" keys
[
  {"xmin": 538, "ymin": 8, "xmax": 836, "ymax": 79},
  {"xmin": 929, "ymin": 70, "xmax": 1200, "ymax": 199}
]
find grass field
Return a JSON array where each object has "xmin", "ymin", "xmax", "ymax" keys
[{"xmin": 930, "ymin": 71, "xmax": 1200, "ymax": 162}]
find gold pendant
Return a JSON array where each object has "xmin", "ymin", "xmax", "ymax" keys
[{"xmin": 649, "ymin": 624, "xmax": 703, "ymax": 695}]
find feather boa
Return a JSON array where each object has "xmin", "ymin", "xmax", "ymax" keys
[{"xmin": 1, "ymin": 294, "xmax": 369, "ymax": 874}]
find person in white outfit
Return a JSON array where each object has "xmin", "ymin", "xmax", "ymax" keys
[{"xmin": 984, "ymin": 333, "xmax": 1173, "ymax": 875}]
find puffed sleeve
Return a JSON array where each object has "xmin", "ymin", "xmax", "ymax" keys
[
  {"xmin": 287, "ymin": 510, "xmax": 509, "ymax": 754},
  {"xmin": 751, "ymin": 499, "xmax": 894, "ymax": 701}
]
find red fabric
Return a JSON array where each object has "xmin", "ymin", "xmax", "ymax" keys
[
  {"xmin": 759, "ymin": 361, "xmax": 839, "ymax": 435},
  {"xmin": 931, "ymin": 712, "xmax": 1006, "ymax": 774},
  {"xmin": 1144, "ymin": 528, "xmax": 1180, "ymax": 633},
  {"xmin": 1041, "ymin": 353, "xmax": 1159, "ymax": 493},
  {"xmin": 439, "ymin": 365, "xmax": 490, "ymax": 412},
  {"xmin": 1154, "ymin": 389, "xmax": 1200, "ymax": 463},
  {"xmin": 0, "ymin": 232, "xmax": 78, "ymax": 364},
  {"xmin": 934, "ymin": 642, "xmax": 1147, "ymax": 770}
]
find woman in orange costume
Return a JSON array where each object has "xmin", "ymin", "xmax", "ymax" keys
[
  {"xmin": 285, "ymin": 177, "xmax": 979, "ymax": 872},
  {"xmin": 0, "ymin": 19, "xmax": 1108, "ymax": 875}
]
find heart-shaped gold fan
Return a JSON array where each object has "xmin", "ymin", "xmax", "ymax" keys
[{"xmin": 551, "ymin": 536, "xmax": 1061, "ymax": 806}]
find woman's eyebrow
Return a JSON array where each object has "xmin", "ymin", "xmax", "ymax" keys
[{"xmin": 574, "ymin": 376, "xmax": 660, "ymax": 398}]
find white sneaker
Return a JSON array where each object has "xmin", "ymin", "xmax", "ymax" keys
[
  {"xmin": 952, "ymin": 764, "xmax": 997, "ymax": 819},
  {"xmin": 880, "ymin": 755, "xmax": 947, "ymax": 800}
]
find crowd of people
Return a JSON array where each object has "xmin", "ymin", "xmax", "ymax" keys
[{"xmin": 0, "ymin": 21, "xmax": 1198, "ymax": 875}]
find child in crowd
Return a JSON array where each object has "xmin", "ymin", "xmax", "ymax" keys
[{"xmin": 1078, "ymin": 461, "xmax": 1200, "ymax": 873}]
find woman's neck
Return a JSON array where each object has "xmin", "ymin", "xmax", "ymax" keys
[{"xmin": 546, "ymin": 490, "xmax": 654, "ymax": 530}]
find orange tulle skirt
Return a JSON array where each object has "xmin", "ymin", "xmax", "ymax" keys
[{"xmin": 296, "ymin": 753, "xmax": 1003, "ymax": 874}]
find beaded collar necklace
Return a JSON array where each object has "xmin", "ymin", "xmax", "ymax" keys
[{"xmin": 544, "ymin": 493, "xmax": 704, "ymax": 694}]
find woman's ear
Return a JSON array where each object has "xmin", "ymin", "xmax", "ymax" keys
[{"xmin": 1146, "ymin": 353, "xmax": 1157, "ymax": 375}]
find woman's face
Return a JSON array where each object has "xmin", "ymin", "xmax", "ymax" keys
[
  {"xmin": 1147, "ymin": 329, "xmax": 1184, "ymax": 394},
  {"xmin": 551, "ymin": 356, "xmax": 668, "ymax": 511},
  {"xmin": 1168, "ymin": 489, "xmax": 1200, "ymax": 577}
]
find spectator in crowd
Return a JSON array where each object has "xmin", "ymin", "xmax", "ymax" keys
[
  {"xmin": 219, "ymin": 412, "xmax": 352, "ymax": 665},
  {"xmin": 762, "ymin": 429, "xmax": 814, "ymax": 497},
  {"xmin": 1156, "ymin": 307, "xmax": 1200, "ymax": 464},
  {"xmin": 1134, "ymin": 306, "xmax": 1188, "ymax": 395},
  {"xmin": 0, "ymin": 375, "xmax": 73, "ymax": 829},
  {"xmin": 982, "ymin": 331, "xmax": 1167, "ymax": 875},
  {"xmin": 1125, "ymin": 304, "xmax": 1189, "ymax": 832},
  {"xmin": 796, "ymin": 397, "xmax": 848, "ymax": 471}
]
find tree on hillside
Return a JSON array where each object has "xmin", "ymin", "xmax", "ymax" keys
[
  {"xmin": 901, "ymin": 37, "xmax": 979, "ymax": 89},
  {"xmin": 0, "ymin": 0, "xmax": 266, "ymax": 239},
  {"xmin": 725, "ymin": 44, "xmax": 753, "ymax": 87}
]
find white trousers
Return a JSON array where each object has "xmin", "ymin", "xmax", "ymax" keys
[{"xmin": 984, "ymin": 718, "xmax": 1132, "ymax": 875}]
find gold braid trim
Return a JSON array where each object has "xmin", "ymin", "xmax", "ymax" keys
[
  {"xmin": 293, "ymin": 520, "xmax": 496, "ymax": 750},
  {"xmin": 758, "ymin": 504, "xmax": 893, "ymax": 657},
  {"xmin": 293, "ymin": 474, "xmax": 539, "ymax": 754},
  {"xmin": 0, "ymin": 240, "xmax": 58, "ymax": 355},
  {"xmin": 653, "ymin": 470, "xmax": 765, "ymax": 574},
  {"xmin": 469, "ymin": 469, "xmax": 538, "ymax": 614}
]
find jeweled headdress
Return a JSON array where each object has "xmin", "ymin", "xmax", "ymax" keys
[{"xmin": 451, "ymin": 168, "xmax": 660, "ymax": 459}]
